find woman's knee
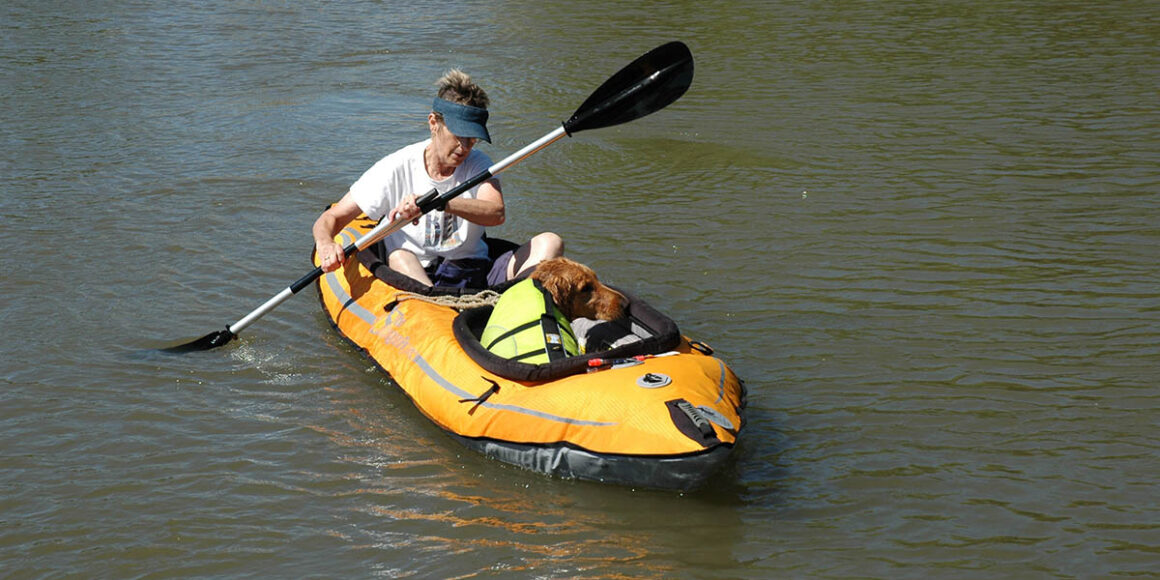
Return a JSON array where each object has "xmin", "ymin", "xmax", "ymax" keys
[
  {"xmin": 387, "ymin": 249, "xmax": 417, "ymax": 270},
  {"xmin": 530, "ymin": 232, "xmax": 564, "ymax": 258},
  {"xmin": 509, "ymin": 232, "xmax": 565, "ymax": 278}
]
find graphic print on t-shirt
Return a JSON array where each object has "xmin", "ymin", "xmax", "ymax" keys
[{"xmin": 424, "ymin": 211, "xmax": 463, "ymax": 252}]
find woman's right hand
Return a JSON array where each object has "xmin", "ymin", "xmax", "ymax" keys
[{"xmin": 316, "ymin": 240, "xmax": 346, "ymax": 273}]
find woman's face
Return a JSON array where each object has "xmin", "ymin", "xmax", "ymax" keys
[{"xmin": 428, "ymin": 113, "xmax": 477, "ymax": 169}]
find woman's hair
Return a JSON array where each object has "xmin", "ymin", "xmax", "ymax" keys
[{"xmin": 435, "ymin": 69, "xmax": 489, "ymax": 109}]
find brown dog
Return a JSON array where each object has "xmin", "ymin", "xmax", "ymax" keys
[{"xmin": 530, "ymin": 258, "xmax": 625, "ymax": 321}]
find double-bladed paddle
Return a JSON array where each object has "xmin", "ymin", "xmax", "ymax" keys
[{"xmin": 164, "ymin": 41, "xmax": 694, "ymax": 353}]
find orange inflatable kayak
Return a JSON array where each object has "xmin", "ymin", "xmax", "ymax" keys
[{"xmin": 316, "ymin": 214, "xmax": 746, "ymax": 490}]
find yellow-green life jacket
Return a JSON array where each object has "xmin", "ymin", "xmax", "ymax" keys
[{"xmin": 481, "ymin": 279, "xmax": 579, "ymax": 364}]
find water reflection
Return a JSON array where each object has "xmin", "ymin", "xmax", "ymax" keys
[{"xmin": 297, "ymin": 373, "xmax": 753, "ymax": 577}]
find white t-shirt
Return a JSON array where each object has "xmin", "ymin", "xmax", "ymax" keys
[{"xmin": 348, "ymin": 140, "xmax": 498, "ymax": 267}]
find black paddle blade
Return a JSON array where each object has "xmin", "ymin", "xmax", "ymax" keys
[
  {"xmin": 161, "ymin": 328, "xmax": 236, "ymax": 353},
  {"xmin": 563, "ymin": 41, "xmax": 694, "ymax": 135}
]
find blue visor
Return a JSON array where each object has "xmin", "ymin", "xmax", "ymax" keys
[{"xmin": 432, "ymin": 98, "xmax": 491, "ymax": 143}]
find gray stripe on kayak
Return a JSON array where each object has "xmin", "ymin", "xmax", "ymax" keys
[
  {"xmin": 413, "ymin": 356, "xmax": 617, "ymax": 427},
  {"xmin": 323, "ymin": 271, "xmax": 377, "ymax": 326},
  {"xmin": 323, "ymin": 267, "xmax": 616, "ymax": 428}
]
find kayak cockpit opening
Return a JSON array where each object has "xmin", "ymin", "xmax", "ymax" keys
[
  {"xmin": 357, "ymin": 236, "xmax": 527, "ymax": 297},
  {"xmin": 452, "ymin": 291, "xmax": 682, "ymax": 382},
  {"xmin": 358, "ymin": 237, "xmax": 682, "ymax": 382}
]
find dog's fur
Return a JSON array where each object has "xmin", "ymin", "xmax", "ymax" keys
[{"xmin": 530, "ymin": 258, "xmax": 625, "ymax": 321}]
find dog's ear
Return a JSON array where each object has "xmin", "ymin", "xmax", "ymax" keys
[{"xmin": 530, "ymin": 259, "xmax": 568, "ymax": 305}]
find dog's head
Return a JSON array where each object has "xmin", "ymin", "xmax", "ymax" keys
[{"xmin": 530, "ymin": 257, "xmax": 625, "ymax": 321}]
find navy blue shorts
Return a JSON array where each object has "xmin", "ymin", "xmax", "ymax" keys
[{"xmin": 425, "ymin": 244, "xmax": 528, "ymax": 289}]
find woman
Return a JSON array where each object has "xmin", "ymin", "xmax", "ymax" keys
[{"xmin": 313, "ymin": 70, "xmax": 562, "ymax": 287}]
